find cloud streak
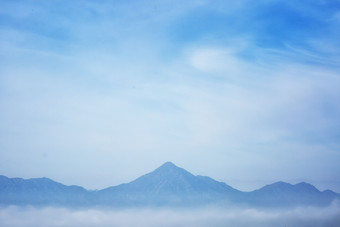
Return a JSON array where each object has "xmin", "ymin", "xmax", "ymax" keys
[{"xmin": 0, "ymin": 204, "xmax": 340, "ymax": 227}]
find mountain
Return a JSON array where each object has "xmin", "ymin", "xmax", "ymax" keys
[
  {"xmin": 97, "ymin": 162, "xmax": 240, "ymax": 207},
  {"xmin": 246, "ymin": 181, "xmax": 339, "ymax": 207},
  {"xmin": 0, "ymin": 175, "xmax": 91, "ymax": 207},
  {"xmin": 1, "ymin": 162, "xmax": 339, "ymax": 208}
]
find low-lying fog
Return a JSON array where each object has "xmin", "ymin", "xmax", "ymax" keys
[{"xmin": 1, "ymin": 202, "xmax": 340, "ymax": 227}]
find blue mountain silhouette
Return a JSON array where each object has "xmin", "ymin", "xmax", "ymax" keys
[
  {"xmin": 97, "ymin": 162, "xmax": 240, "ymax": 206},
  {"xmin": 1, "ymin": 162, "xmax": 339, "ymax": 208}
]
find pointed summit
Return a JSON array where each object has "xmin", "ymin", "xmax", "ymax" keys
[
  {"xmin": 155, "ymin": 161, "xmax": 179, "ymax": 171},
  {"xmin": 159, "ymin": 161, "xmax": 176, "ymax": 168},
  {"xmin": 138, "ymin": 161, "xmax": 196, "ymax": 187},
  {"xmin": 152, "ymin": 161, "xmax": 191, "ymax": 177}
]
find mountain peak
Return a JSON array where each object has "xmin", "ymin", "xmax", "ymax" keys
[
  {"xmin": 152, "ymin": 161, "xmax": 192, "ymax": 177},
  {"xmin": 99, "ymin": 161, "xmax": 238, "ymax": 204},
  {"xmin": 158, "ymin": 161, "xmax": 177, "ymax": 169}
]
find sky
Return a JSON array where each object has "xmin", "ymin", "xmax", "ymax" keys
[{"xmin": 0, "ymin": 0, "xmax": 340, "ymax": 192}]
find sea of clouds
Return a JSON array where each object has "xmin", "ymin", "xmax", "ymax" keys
[{"xmin": 1, "ymin": 202, "xmax": 340, "ymax": 227}]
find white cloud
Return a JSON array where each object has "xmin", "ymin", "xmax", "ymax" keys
[
  {"xmin": 187, "ymin": 47, "xmax": 253, "ymax": 78},
  {"xmin": 0, "ymin": 204, "xmax": 340, "ymax": 227}
]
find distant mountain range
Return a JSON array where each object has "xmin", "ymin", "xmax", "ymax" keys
[{"xmin": 1, "ymin": 162, "xmax": 339, "ymax": 208}]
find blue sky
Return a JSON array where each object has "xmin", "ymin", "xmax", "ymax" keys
[{"xmin": 1, "ymin": 0, "xmax": 340, "ymax": 191}]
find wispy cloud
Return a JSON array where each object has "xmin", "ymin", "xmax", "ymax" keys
[{"xmin": 1, "ymin": 204, "xmax": 340, "ymax": 227}]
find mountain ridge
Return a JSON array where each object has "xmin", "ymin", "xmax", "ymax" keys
[{"xmin": 1, "ymin": 162, "xmax": 339, "ymax": 208}]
